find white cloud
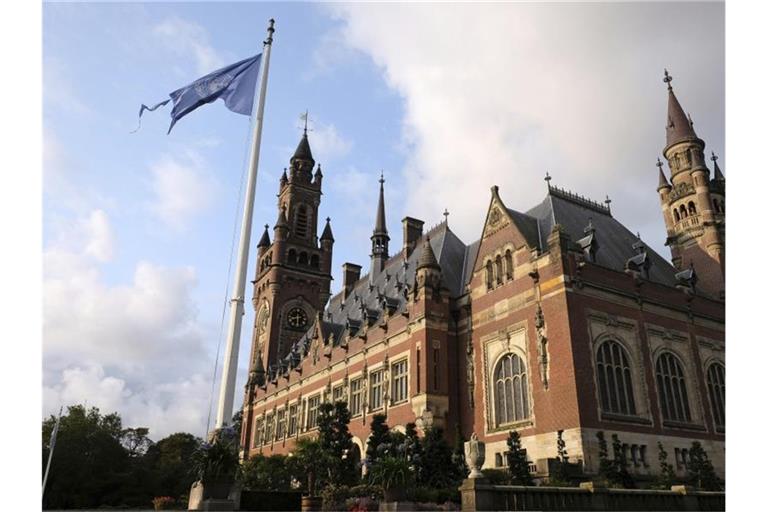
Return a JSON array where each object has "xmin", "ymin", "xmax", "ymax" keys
[
  {"xmin": 43, "ymin": 226, "xmax": 216, "ymax": 438},
  {"xmin": 82, "ymin": 210, "xmax": 114, "ymax": 262},
  {"xmin": 310, "ymin": 121, "xmax": 353, "ymax": 163},
  {"xmin": 329, "ymin": 2, "xmax": 724, "ymax": 255},
  {"xmin": 148, "ymin": 151, "xmax": 218, "ymax": 231},
  {"xmin": 153, "ymin": 17, "xmax": 225, "ymax": 75}
]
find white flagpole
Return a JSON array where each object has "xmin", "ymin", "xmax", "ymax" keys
[
  {"xmin": 215, "ymin": 19, "xmax": 275, "ymax": 430},
  {"xmin": 42, "ymin": 407, "xmax": 63, "ymax": 496}
]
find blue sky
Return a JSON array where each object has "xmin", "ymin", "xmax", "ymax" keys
[{"xmin": 42, "ymin": 2, "xmax": 724, "ymax": 439}]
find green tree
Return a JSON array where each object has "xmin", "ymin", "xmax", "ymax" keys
[
  {"xmin": 404, "ymin": 422, "xmax": 423, "ymax": 464},
  {"xmin": 552, "ymin": 430, "xmax": 570, "ymax": 484},
  {"xmin": 687, "ymin": 442, "xmax": 721, "ymax": 491},
  {"xmin": 121, "ymin": 427, "xmax": 153, "ymax": 457},
  {"xmin": 366, "ymin": 414, "xmax": 391, "ymax": 469},
  {"xmin": 241, "ymin": 454, "xmax": 299, "ymax": 491},
  {"xmin": 232, "ymin": 409, "xmax": 243, "ymax": 441},
  {"xmin": 144, "ymin": 432, "xmax": 202, "ymax": 499},
  {"xmin": 451, "ymin": 424, "xmax": 468, "ymax": 482},
  {"xmin": 317, "ymin": 400, "xmax": 357, "ymax": 485},
  {"xmin": 42, "ymin": 405, "xmax": 130, "ymax": 509},
  {"xmin": 295, "ymin": 437, "xmax": 331, "ymax": 496},
  {"xmin": 654, "ymin": 442, "xmax": 677, "ymax": 489},
  {"xmin": 420, "ymin": 427, "xmax": 459, "ymax": 487},
  {"xmin": 505, "ymin": 431, "xmax": 533, "ymax": 485},
  {"xmin": 611, "ymin": 434, "xmax": 634, "ymax": 488}
]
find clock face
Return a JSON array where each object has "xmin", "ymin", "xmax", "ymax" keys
[{"xmin": 286, "ymin": 308, "xmax": 308, "ymax": 329}]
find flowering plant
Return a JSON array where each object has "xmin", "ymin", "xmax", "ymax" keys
[{"xmin": 152, "ymin": 496, "xmax": 176, "ymax": 510}]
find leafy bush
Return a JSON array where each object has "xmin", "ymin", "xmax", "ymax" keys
[
  {"xmin": 190, "ymin": 437, "xmax": 239, "ymax": 484},
  {"xmin": 369, "ymin": 456, "xmax": 414, "ymax": 491},
  {"xmin": 241, "ymin": 454, "xmax": 298, "ymax": 491}
]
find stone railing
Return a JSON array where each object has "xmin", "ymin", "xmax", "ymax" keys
[
  {"xmin": 459, "ymin": 480, "xmax": 724, "ymax": 512},
  {"xmin": 460, "ymin": 435, "xmax": 724, "ymax": 512}
]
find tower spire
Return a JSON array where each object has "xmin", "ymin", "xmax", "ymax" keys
[
  {"xmin": 656, "ymin": 157, "xmax": 671, "ymax": 191},
  {"xmin": 664, "ymin": 69, "xmax": 698, "ymax": 149},
  {"xmin": 370, "ymin": 171, "xmax": 390, "ymax": 276},
  {"xmin": 712, "ymin": 152, "xmax": 725, "ymax": 181}
]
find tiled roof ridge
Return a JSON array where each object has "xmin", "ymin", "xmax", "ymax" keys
[{"xmin": 548, "ymin": 184, "xmax": 612, "ymax": 217}]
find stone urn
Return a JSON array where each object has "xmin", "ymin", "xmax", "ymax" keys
[{"xmin": 464, "ymin": 433, "xmax": 486, "ymax": 479}]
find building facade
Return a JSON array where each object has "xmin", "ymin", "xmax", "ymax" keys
[{"xmin": 239, "ymin": 74, "xmax": 725, "ymax": 481}]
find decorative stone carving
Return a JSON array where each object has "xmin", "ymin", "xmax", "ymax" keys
[
  {"xmin": 464, "ymin": 433, "xmax": 486, "ymax": 479},
  {"xmin": 535, "ymin": 303, "xmax": 549, "ymax": 389}
]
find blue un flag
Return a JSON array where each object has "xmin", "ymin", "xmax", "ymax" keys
[{"xmin": 137, "ymin": 53, "xmax": 262, "ymax": 133}]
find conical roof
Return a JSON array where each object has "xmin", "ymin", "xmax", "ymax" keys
[
  {"xmin": 275, "ymin": 206, "xmax": 288, "ymax": 228},
  {"xmin": 257, "ymin": 224, "xmax": 271, "ymax": 248},
  {"xmin": 320, "ymin": 217, "xmax": 334, "ymax": 242},
  {"xmin": 712, "ymin": 153, "xmax": 725, "ymax": 181},
  {"xmin": 664, "ymin": 71, "xmax": 698, "ymax": 148},
  {"xmin": 373, "ymin": 174, "xmax": 388, "ymax": 237},
  {"xmin": 417, "ymin": 237, "xmax": 440, "ymax": 270},
  {"xmin": 291, "ymin": 132, "xmax": 314, "ymax": 163},
  {"xmin": 657, "ymin": 159, "xmax": 671, "ymax": 190}
]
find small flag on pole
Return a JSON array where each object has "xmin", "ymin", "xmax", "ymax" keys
[{"xmin": 135, "ymin": 53, "xmax": 262, "ymax": 133}]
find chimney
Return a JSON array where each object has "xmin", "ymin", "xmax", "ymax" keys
[
  {"xmin": 341, "ymin": 262, "xmax": 362, "ymax": 301},
  {"xmin": 402, "ymin": 217, "xmax": 425, "ymax": 259}
]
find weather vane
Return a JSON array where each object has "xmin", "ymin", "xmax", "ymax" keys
[
  {"xmin": 298, "ymin": 110, "xmax": 313, "ymax": 134},
  {"xmin": 663, "ymin": 69, "xmax": 673, "ymax": 90}
]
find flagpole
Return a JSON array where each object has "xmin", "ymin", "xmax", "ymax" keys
[
  {"xmin": 42, "ymin": 407, "xmax": 63, "ymax": 496},
  {"xmin": 215, "ymin": 19, "xmax": 275, "ymax": 430}
]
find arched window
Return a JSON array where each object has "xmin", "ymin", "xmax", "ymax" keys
[
  {"xmin": 504, "ymin": 250, "xmax": 513, "ymax": 280},
  {"xmin": 494, "ymin": 353, "xmax": 530, "ymax": 425},
  {"xmin": 310, "ymin": 254, "xmax": 320, "ymax": 268},
  {"xmin": 495, "ymin": 256, "xmax": 503, "ymax": 285},
  {"xmin": 595, "ymin": 340, "xmax": 637, "ymax": 416},
  {"xmin": 485, "ymin": 261, "xmax": 494, "ymax": 290},
  {"xmin": 706, "ymin": 362, "xmax": 725, "ymax": 430},
  {"xmin": 287, "ymin": 249, "xmax": 297, "ymax": 265},
  {"xmin": 674, "ymin": 209, "xmax": 680, "ymax": 222},
  {"xmin": 679, "ymin": 204, "xmax": 688, "ymax": 218},
  {"xmin": 295, "ymin": 205, "xmax": 309, "ymax": 238},
  {"xmin": 655, "ymin": 352, "xmax": 692, "ymax": 423},
  {"xmin": 298, "ymin": 252, "xmax": 308, "ymax": 265},
  {"xmin": 688, "ymin": 201, "xmax": 697, "ymax": 215}
]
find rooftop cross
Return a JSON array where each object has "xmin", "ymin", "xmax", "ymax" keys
[
  {"xmin": 663, "ymin": 68, "xmax": 673, "ymax": 91},
  {"xmin": 711, "ymin": 151, "xmax": 718, "ymax": 163},
  {"xmin": 443, "ymin": 208, "xmax": 450, "ymax": 225},
  {"xmin": 656, "ymin": 157, "xmax": 664, "ymax": 170},
  {"xmin": 544, "ymin": 171, "xmax": 552, "ymax": 189}
]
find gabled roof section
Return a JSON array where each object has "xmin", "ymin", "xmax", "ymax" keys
[{"xmin": 525, "ymin": 187, "xmax": 678, "ymax": 287}]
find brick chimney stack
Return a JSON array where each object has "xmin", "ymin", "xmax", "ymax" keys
[{"xmin": 402, "ymin": 217, "xmax": 425, "ymax": 259}]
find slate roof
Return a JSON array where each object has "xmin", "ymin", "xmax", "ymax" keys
[
  {"xmin": 276, "ymin": 184, "xmax": 684, "ymax": 374},
  {"xmin": 524, "ymin": 188, "xmax": 679, "ymax": 287}
]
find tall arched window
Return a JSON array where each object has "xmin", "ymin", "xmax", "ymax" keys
[
  {"xmin": 679, "ymin": 204, "xmax": 688, "ymax": 218},
  {"xmin": 688, "ymin": 201, "xmax": 697, "ymax": 215},
  {"xmin": 295, "ymin": 205, "xmax": 309, "ymax": 238},
  {"xmin": 494, "ymin": 353, "xmax": 530, "ymax": 425},
  {"xmin": 485, "ymin": 261, "xmax": 494, "ymax": 290},
  {"xmin": 674, "ymin": 209, "xmax": 680, "ymax": 222},
  {"xmin": 504, "ymin": 250, "xmax": 513, "ymax": 280},
  {"xmin": 655, "ymin": 352, "xmax": 692, "ymax": 423},
  {"xmin": 495, "ymin": 256, "xmax": 503, "ymax": 285},
  {"xmin": 595, "ymin": 340, "xmax": 636, "ymax": 416},
  {"xmin": 706, "ymin": 362, "xmax": 725, "ymax": 430}
]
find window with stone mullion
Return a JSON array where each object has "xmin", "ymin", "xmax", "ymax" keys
[
  {"xmin": 596, "ymin": 340, "xmax": 636, "ymax": 416},
  {"xmin": 707, "ymin": 363, "xmax": 725, "ymax": 428},
  {"xmin": 494, "ymin": 353, "xmax": 529, "ymax": 426},
  {"xmin": 656, "ymin": 353, "xmax": 692, "ymax": 423}
]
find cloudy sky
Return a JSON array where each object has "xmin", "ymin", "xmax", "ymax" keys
[{"xmin": 43, "ymin": 1, "xmax": 724, "ymax": 440}]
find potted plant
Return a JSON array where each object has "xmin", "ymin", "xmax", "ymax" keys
[
  {"xmin": 152, "ymin": 496, "xmax": 176, "ymax": 510},
  {"xmin": 294, "ymin": 437, "xmax": 330, "ymax": 511},
  {"xmin": 190, "ymin": 428, "xmax": 240, "ymax": 500},
  {"xmin": 369, "ymin": 456, "xmax": 413, "ymax": 503}
]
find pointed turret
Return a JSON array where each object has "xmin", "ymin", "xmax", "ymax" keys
[
  {"xmin": 257, "ymin": 224, "xmax": 271, "ymax": 248},
  {"xmin": 664, "ymin": 69, "xmax": 698, "ymax": 149},
  {"xmin": 370, "ymin": 172, "xmax": 390, "ymax": 277},
  {"xmin": 291, "ymin": 131, "xmax": 314, "ymax": 165},
  {"xmin": 320, "ymin": 217, "xmax": 334, "ymax": 243},
  {"xmin": 712, "ymin": 152, "xmax": 725, "ymax": 181},
  {"xmin": 656, "ymin": 158, "xmax": 671, "ymax": 191},
  {"xmin": 417, "ymin": 236, "xmax": 440, "ymax": 270},
  {"xmin": 374, "ymin": 173, "xmax": 388, "ymax": 237}
]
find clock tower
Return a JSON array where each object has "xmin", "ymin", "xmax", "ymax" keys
[{"xmin": 246, "ymin": 129, "xmax": 334, "ymax": 387}]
